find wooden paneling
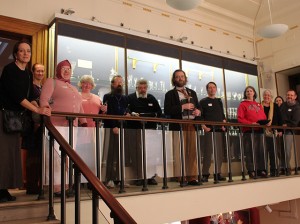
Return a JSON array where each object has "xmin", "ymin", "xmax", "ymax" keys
[{"xmin": 0, "ymin": 15, "xmax": 48, "ymax": 71}]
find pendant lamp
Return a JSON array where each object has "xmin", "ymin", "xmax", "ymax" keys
[
  {"xmin": 166, "ymin": 0, "xmax": 201, "ymax": 11},
  {"xmin": 257, "ymin": 0, "xmax": 288, "ymax": 38}
]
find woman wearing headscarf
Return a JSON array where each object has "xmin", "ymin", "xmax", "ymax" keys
[
  {"xmin": 40, "ymin": 59, "xmax": 86, "ymax": 194},
  {"xmin": 0, "ymin": 41, "xmax": 51, "ymax": 202}
]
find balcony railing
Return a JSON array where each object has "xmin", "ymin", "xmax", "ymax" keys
[{"xmin": 40, "ymin": 111, "xmax": 300, "ymax": 223}]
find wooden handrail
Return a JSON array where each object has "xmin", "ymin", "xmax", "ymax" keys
[
  {"xmin": 43, "ymin": 116, "xmax": 137, "ymax": 224},
  {"xmin": 51, "ymin": 111, "xmax": 300, "ymax": 131}
]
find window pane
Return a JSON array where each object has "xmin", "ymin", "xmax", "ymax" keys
[
  {"xmin": 224, "ymin": 69, "xmax": 259, "ymax": 121},
  {"xmin": 127, "ymin": 49, "xmax": 179, "ymax": 108},
  {"xmin": 182, "ymin": 60, "xmax": 225, "ymax": 105},
  {"xmin": 57, "ymin": 35, "xmax": 125, "ymax": 99}
]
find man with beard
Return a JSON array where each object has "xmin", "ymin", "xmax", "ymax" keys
[
  {"xmin": 280, "ymin": 89, "xmax": 300, "ymax": 174},
  {"xmin": 199, "ymin": 82, "xmax": 227, "ymax": 182},
  {"xmin": 127, "ymin": 79, "xmax": 162, "ymax": 186},
  {"xmin": 102, "ymin": 75, "xmax": 129, "ymax": 188},
  {"xmin": 164, "ymin": 69, "xmax": 201, "ymax": 186}
]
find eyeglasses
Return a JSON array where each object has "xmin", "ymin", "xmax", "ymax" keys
[{"xmin": 61, "ymin": 67, "xmax": 71, "ymax": 72}]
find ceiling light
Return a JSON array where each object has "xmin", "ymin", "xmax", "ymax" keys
[
  {"xmin": 166, "ymin": 0, "xmax": 201, "ymax": 11},
  {"xmin": 257, "ymin": 0, "xmax": 288, "ymax": 38}
]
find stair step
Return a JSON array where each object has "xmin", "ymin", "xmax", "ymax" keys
[{"xmin": 3, "ymin": 217, "xmax": 61, "ymax": 224}]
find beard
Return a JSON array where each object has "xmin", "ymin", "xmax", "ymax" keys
[
  {"xmin": 112, "ymin": 85, "xmax": 123, "ymax": 94},
  {"xmin": 174, "ymin": 79, "xmax": 187, "ymax": 87}
]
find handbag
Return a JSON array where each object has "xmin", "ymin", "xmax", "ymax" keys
[
  {"xmin": 2, "ymin": 109, "xmax": 31, "ymax": 134},
  {"xmin": 2, "ymin": 70, "xmax": 32, "ymax": 134}
]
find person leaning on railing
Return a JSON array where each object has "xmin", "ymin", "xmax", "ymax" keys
[
  {"xmin": 39, "ymin": 59, "xmax": 87, "ymax": 196},
  {"xmin": 0, "ymin": 41, "xmax": 51, "ymax": 203},
  {"xmin": 261, "ymin": 89, "xmax": 283, "ymax": 177},
  {"xmin": 280, "ymin": 89, "xmax": 300, "ymax": 174},
  {"xmin": 237, "ymin": 86, "xmax": 267, "ymax": 179}
]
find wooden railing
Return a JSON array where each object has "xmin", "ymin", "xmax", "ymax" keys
[{"xmin": 41, "ymin": 111, "xmax": 300, "ymax": 223}]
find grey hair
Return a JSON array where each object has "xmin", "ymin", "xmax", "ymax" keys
[
  {"xmin": 78, "ymin": 75, "xmax": 96, "ymax": 89},
  {"xmin": 136, "ymin": 79, "xmax": 148, "ymax": 88}
]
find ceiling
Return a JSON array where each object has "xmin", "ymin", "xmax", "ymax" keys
[{"xmin": 200, "ymin": 0, "xmax": 261, "ymax": 23}]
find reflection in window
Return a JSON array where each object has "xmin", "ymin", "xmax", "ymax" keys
[
  {"xmin": 57, "ymin": 35, "xmax": 125, "ymax": 100},
  {"xmin": 224, "ymin": 70, "xmax": 259, "ymax": 121},
  {"xmin": 182, "ymin": 61, "xmax": 224, "ymax": 102},
  {"xmin": 127, "ymin": 49, "xmax": 179, "ymax": 108}
]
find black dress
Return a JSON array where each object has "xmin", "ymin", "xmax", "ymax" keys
[{"xmin": 0, "ymin": 62, "xmax": 33, "ymax": 189}]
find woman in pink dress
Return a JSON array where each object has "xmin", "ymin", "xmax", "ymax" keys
[
  {"xmin": 78, "ymin": 75, "xmax": 105, "ymax": 127},
  {"xmin": 77, "ymin": 75, "xmax": 107, "ymax": 182},
  {"xmin": 40, "ymin": 60, "xmax": 86, "ymax": 193}
]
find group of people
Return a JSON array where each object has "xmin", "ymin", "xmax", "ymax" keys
[{"xmin": 1, "ymin": 41, "xmax": 299, "ymax": 202}]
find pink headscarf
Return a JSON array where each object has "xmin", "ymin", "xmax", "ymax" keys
[{"xmin": 56, "ymin": 60, "xmax": 71, "ymax": 83}]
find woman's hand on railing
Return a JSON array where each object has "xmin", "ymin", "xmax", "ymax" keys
[
  {"xmin": 100, "ymin": 104, "xmax": 107, "ymax": 113},
  {"xmin": 37, "ymin": 106, "xmax": 51, "ymax": 116},
  {"xmin": 113, "ymin": 127, "xmax": 119, "ymax": 135}
]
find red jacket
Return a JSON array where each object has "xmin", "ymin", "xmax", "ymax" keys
[{"xmin": 237, "ymin": 100, "xmax": 267, "ymax": 132}]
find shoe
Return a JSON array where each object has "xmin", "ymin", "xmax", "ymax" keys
[
  {"xmin": 201, "ymin": 175, "xmax": 209, "ymax": 182},
  {"xmin": 106, "ymin": 180, "xmax": 115, "ymax": 189},
  {"xmin": 0, "ymin": 190, "xmax": 16, "ymax": 202},
  {"xmin": 147, "ymin": 178, "xmax": 158, "ymax": 185},
  {"xmin": 259, "ymin": 171, "xmax": 267, "ymax": 178},
  {"xmin": 188, "ymin": 180, "xmax": 200, "ymax": 186},
  {"xmin": 248, "ymin": 171, "xmax": 255, "ymax": 179},
  {"xmin": 214, "ymin": 173, "xmax": 226, "ymax": 181}
]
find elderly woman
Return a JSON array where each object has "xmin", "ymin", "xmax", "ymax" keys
[
  {"xmin": 77, "ymin": 75, "xmax": 106, "ymax": 182},
  {"xmin": 262, "ymin": 89, "xmax": 282, "ymax": 176},
  {"xmin": 0, "ymin": 41, "xmax": 51, "ymax": 202},
  {"xmin": 237, "ymin": 86, "xmax": 267, "ymax": 178},
  {"xmin": 40, "ymin": 59, "xmax": 86, "ymax": 194},
  {"xmin": 78, "ymin": 75, "xmax": 106, "ymax": 127}
]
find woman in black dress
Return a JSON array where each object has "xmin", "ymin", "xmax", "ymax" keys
[{"xmin": 0, "ymin": 41, "xmax": 51, "ymax": 202}]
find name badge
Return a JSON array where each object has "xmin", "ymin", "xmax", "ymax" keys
[
  {"xmin": 288, "ymin": 109, "xmax": 292, "ymax": 112},
  {"xmin": 208, "ymin": 103, "xmax": 212, "ymax": 106},
  {"xmin": 148, "ymin": 103, "xmax": 153, "ymax": 106}
]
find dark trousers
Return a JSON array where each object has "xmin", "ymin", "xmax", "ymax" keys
[
  {"xmin": 243, "ymin": 133, "xmax": 265, "ymax": 172},
  {"xmin": 202, "ymin": 132, "xmax": 225, "ymax": 175},
  {"xmin": 104, "ymin": 129, "xmax": 120, "ymax": 182}
]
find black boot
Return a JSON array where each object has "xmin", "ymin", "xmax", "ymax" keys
[
  {"xmin": 201, "ymin": 174, "xmax": 209, "ymax": 182},
  {"xmin": 214, "ymin": 173, "xmax": 226, "ymax": 181}
]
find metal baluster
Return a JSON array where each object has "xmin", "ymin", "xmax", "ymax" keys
[
  {"xmin": 141, "ymin": 121, "xmax": 148, "ymax": 191},
  {"xmin": 251, "ymin": 128, "xmax": 257, "ymax": 179},
  {"xmin": 47, "ymin": 133, "xmax": 56, "ymax": 220},
  {"xmin": 292, "ymin": 131, "xmax": 299, "ymax": 175},
  {"xmin": 161, "ymin": 122, "xmax": 169, "ymax": 189},
  {"xmin": 93, "ymin": 118, "xmax": 100, "ymax": 224},
  {"xmin": 60, "ymin": 147, "xmax": 66, "ymax": 224},
  {"xmin": 225, "ymin": 126, "xmax": 233, "ymax": 182},
  {"xmin": 212, "ymin": 126, "xmax": 219, "ymax": 184},
  {"xmin": 195, "ymin": 125, "xmax": 203, "ymax": 185},
  {"xmin": 282, "ymin": 130, "xmax": 289, "ymax": 175},
  {"xmin": 238, "ymin": 127, "xmax": 246, "ymax": 181},
  {"xmin": 179, "ymin": 124, "xmax": 187, "ymax": 187},
  {"xmin": 38, "ymin": 117, "xmax": 45, "ymax": 200},
  {"xmin": 74, "ymin": 166, "xmax": 81, "ymax": 224},
  {"xmin": 262, "ymin": 131, "xmax": 268, "ymax": 177},
  {"xmin": 67, "ymin": 117, "xmax": 75, "ymax": 197},
  {"xmin": 272, "ymin": 132, "xmax": 279, "ymax": 176},
  {"xmin": 119, "ymin": 121, "xmax": 125, "ymax": 193}
]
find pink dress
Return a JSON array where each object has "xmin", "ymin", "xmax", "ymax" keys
[
  {"xmin": 80, "ymin": 93, "xmax": 102, "ymax": 127},
  {"xmin": 40, "ymin": 78, "xmax": 86, "ymax": 126}
]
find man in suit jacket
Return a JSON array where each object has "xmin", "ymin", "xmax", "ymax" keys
[{"xmin": 164, "ymin": 69, "xmax": 201, "ymax": 186}]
